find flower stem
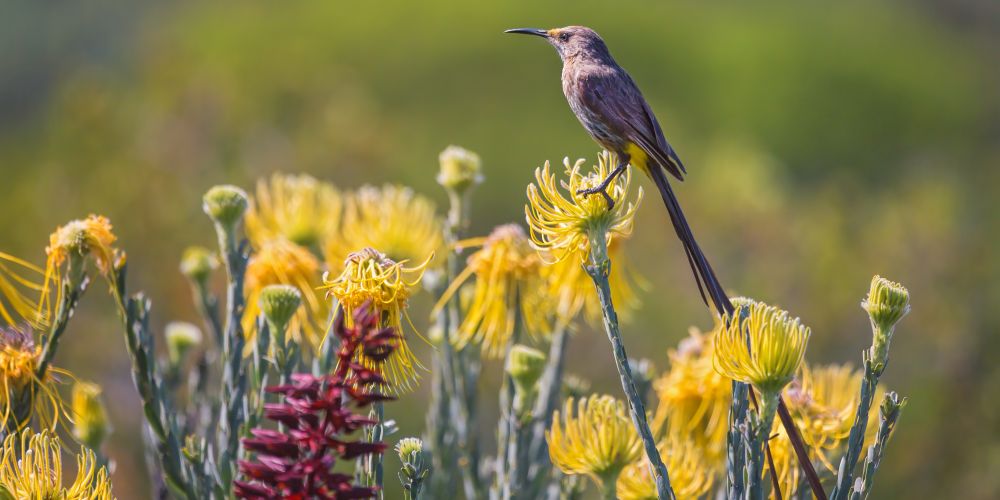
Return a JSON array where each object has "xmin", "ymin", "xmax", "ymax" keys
[
  {"xmin": 830, "ymin": 351, "xmax": 882, "ymax": 500},
  {"xmin": 584, "ymin": 230, "xmax": 674, "ymax": 500}
]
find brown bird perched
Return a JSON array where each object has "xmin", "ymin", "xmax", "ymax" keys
[
  {"xmin": 506, "ymin": 25, "xmax": 827, "ymax": 499},
  {"xmin": 506, "ymin": 25, "xmax": 729, "ymax": 316}
]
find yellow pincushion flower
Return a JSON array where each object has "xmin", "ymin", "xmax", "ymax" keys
[
  {"xmin": 547, "ymin": 394, "xmax": 642, "ymax": 488},
  {"xmin": 714, "ymin": 299, "xmax": 810, "ymax": 396},
  {"xmin": 41, "ymin": 215, "xmax": 118, "ymax": 315},
  {"xmin": 617, "ymin": 436, "xmax": 714, "ymax": 500},
  {"xmin": 526, "ymin": 152, "xmax": 642, "ymax": 263},
  {"xmin": 652, "ymin": 324, "xmax": 731, "ymax": 465},
  {"xmin": 325, "ymin": 185, "xmax": 443, "ymax": 276},
  {"xmin": 0, "ymin": 429, "xmax": 114, "ymax": 500},
  {"xmin": 246, "ymin": 173, "xmax": 342, "ymax": 250},
  {"xmin": 435, "ymin": 224, "xmax": 551, "ymax": 358},
  {"xmin": 0, "ymin": 252, "xmax": 45, "ymax": 327},
  {"xmin": 323, "ymin": 247, "xmax": 428, "ymax": 392},
  {"xmin": 542, "ymin": 236, "xmax": 644, "ymax": 327},
  {"xmin": 244, "ymin": 238, "xmax": 328, "ymax": 348},
  {"xmin": 0, "ymin": 326, "xmax": 72, "ymax": 433}
]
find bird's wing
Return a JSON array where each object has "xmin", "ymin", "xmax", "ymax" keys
[{"xmin": 581, "ymin": 70, "xmax": 686, "ymax": 180}]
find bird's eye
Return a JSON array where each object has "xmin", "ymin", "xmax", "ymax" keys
[{"xmin": 559, "ymin": 32, "xmax": 570, "ymax": 42}]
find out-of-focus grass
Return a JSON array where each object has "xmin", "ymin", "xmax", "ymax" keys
[{"xmin": 0, "ymin": 1, "xmax": 997, "ymax": 498}]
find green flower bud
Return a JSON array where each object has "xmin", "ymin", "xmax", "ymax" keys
[
  {"xmin": 165, "ymin": 321, "xmax": 202, "ymax": 365},
  {"xmin": 72, "ymin": 381, "xmax": 110, "ymax": 450},
  {"xmin": 202, "ymin": 185, "xmax": 248, "ymax": 229},
  {"xmin": 506, "ymin": 344, "xmax": 547, "ymax": 394},
  {"xmin": 862, "ymin": 275, "xmax": 910, "ymax": 371},
  {"xmin": 182, "ymin": 434, "xmax": 207, "ymax": 464},
  {"xmin": 259, "ymin": 284, "xmax": 302, "ymax": 335},
  {"xmin": 862, "ymin": 275, "xmax": 910, "ymax": 332},
  {"xmin": 879, "ymin": 391, "xmax": 907, "ymax": 422},
  {"xmin": 395, "ymin": 437, "xmax": 431, "ymax": 495},
  {"xmin": 437, "ymin": 145, "xmax": 483, "ymax": 193},
  {"xmin": 179, "ymin": 246, "xmax": 218, "ymax": 285}
]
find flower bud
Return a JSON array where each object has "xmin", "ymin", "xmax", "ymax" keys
[
  {"xmin": 179, "ymin": 246, "xmax": 218, "ymax": 285},
  {"xmin": 72, "ymin": 381, "xmax": 110, "ymax": 449},
  {"xmin": 862, "ymin": 275, "xmax": 909, "ymax": 371},
  {"xmin": 395, "ymin": 437, "xmax": 432, "ymax": 495},
  {"xmin": 879, "ymin": 391, "xmax": 907, "ymax": 422},
  {"xmin": 437, "ymin": 145, "xmax": 483, "ymax": 193},
  {"xmin": 202, "ymin": 185, "xmax": 248, "ymax": 229},
  {"xmin": 506, "ymin": 344, "xmax": 547, "ymax": 395},
  {"xmin": 183, "ymin": 434, "xmax": 207, "ymax": 464},
  {"xmin": 259, "ymin": 285, "xmax": 302, "ymax": 335},
  {"xmin": 165, "ymin": 321, "xmax": 202, "ymax": 365}
]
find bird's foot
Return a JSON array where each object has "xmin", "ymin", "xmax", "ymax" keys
[{"xmin": 576, "ymin": 186, "xmax": 615, "ymax": 209}]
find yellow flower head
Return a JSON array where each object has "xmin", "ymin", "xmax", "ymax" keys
[
  {"xmin": 41, "ymin": 215, "xmax": 118, "ymax": 314},
  {"xmin": 547, "ymin": 394, "xmax": 642, "ymax": 487},
  {"xmin": 72, "ymin": 381, "xmax": 110, "ymax": 450},
  {"xmin": 0, "ymin": 429, "xmax": 114, "ymax": 500},
  {"xmin": 0, "ymin": 326, "xmax": 71, "ymax": 434},
  {"xmin": 323, "ymin": 247, "xmax": 428, "ymax": 392},
  {"xmin": 246, "ymin": 173, "xmax": 342, "ymax": 250},
  {"xmin": 0, "ymin": 252, "xmax": 45, "ymax": 327},
  {"xmin": 617, "ymin": 436, "xmax": 714, "ymax": 500},
  {"xmin": 714, "ymin": 299, "xmax": 810, "ymax": 395},
  {"xmin": 542, "ymin": 236, "xmax": 644, "ymax": 327},
  {"xmin": 653, "ymin": 324, "xmax": 731, "ymax": 465},
  {"xmin": 526, "ymin": 152, "xmax": 642, "ymax": 263},
  {"xmin": 325, "ymin": 185, "xmax": 443, "ymax": 276},
  {"xmin": 244, "ymin": 238, "xmax": 328, "ymax": 348},
  {"xmin": 436, "ymin": 224, "xmax": 551, "ymax": 358}
]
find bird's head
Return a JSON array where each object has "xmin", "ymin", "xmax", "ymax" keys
[{"xmin": 505, "ymin": 26, "xmax": 610, "ymax": 62}]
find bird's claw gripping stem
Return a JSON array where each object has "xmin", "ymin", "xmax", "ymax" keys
[{"xmin": 576, "ymin": 185, "xmax": 615, "ymax": 209}]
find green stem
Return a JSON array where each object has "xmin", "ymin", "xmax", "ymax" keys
[
  {"xmin": 585, "ymin": 230, "xmax": 674, "ymax": 500},
  {"xmin": 830, "ymin": 353, "xmax": 881, "ymax": 500},
  {"xmin": 749, "ymin": 393, "xmax": 779, "ymax": 500}
]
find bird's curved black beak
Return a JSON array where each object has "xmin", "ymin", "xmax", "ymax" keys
[{"xmin": 504, "ymin": 28, "xmax": 549, "ymax": 38}]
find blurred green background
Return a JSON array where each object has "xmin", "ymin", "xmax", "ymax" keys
[{"xmin": 1, "ymin": 0, "xmax": 997, "ymax": 498}]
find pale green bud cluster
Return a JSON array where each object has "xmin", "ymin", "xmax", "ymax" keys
[
  {"xmin": 179, "ymin": 246, "xmax": 218, "ymax": 285},
  {"xmin": 395, "ymin": 437, "xmax": 432, "ymax": 497},
  {"xmin": 259, "ymin": 284, "xmax": 302, "ymax": 335},
  {"xmin": 202, "ymin": 185, "xmax": 249, "ymax": 229},
  {"xmin": 506, "ymin": 344, "xmax": 547, "ymax": 395},
  {"xmin": 862, "ymin": 275, "xmax": 909, "ymax": 372},
  {"xmin": 437, "ymin": 145, "xmax": 483, "ymax": 193},
  {"xmin": 165, "ymin": 321, "xmax": 203, "ymax": 365}
]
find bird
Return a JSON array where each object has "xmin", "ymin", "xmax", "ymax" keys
[
  {"xmin": 505, "ymin": 25, "xmax": 732, "ymax": 316},
  {"xmin": 506, "ymin": 26, "xmax": 829, "ymax": 499}
]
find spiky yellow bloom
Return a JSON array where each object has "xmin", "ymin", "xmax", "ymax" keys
[
  {"xmin": 547, "ymin": 394, "xmax": 641, "ymax": 487},
  {"xmin": 763, "ymin": 365, "xmax": 884, "ymax": 497},
  {"xmin": 714, "ymin": 299, "xmax": 810, "ymax": 396},
  {"xmin": 244, "ymin": 238, "xmax": 327, "ymax": 348},
  {"xmin": 652, "ymin": 325, "xmax": 731, "ymax": 466},
  {"xmin": 41, "ymin": 215, "xmax": 118, "ymax": 314},
  {"xmin": 0, "ymin": 429, "xmax": 114, "ymax": 499},
  {"xmin": 323, "ymin": 247, "xmax": 428, "ymax": 392},
  {"xmin": 526, "ymin": 152, "xmax": 642, "ymax": 263},
  {"xmin": 0, "ymin": 252, "xmax": 45, "ymax": 327},
  {"xmin": 72, "ymin": 381, "xmax": 110, "ymax": 450},
  {"xmin": 435, "ymin": 224, "xmax": 551, "ymax": 358},
  {"xmin": 542, "ymin": 237, "xmax": 644, "ymax": 327},
  {"xmin": 246, "ymin": 173, "xmax": 342, "ymax": 250},
  {"xmin": 325, "ymin": 185, "xmax": 443, "ymax": 276},
  {"xmin": 617, "ymin": 436, "xmax": 714, "ymax": 500},
  {"xmin": 0, "ymin": 326, "xmax": 71, "ymax": 433}
]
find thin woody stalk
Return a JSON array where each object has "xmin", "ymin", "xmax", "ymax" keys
[{"xmin": 584, "ymin": 228, "xmax": 674, "ymax": 500}]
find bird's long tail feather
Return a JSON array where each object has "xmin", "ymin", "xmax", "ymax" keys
[{"xmin": 646, "ymin": 166, "xmax": 734, "ymax": 316}]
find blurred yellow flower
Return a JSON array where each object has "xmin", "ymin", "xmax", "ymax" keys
[
  {"xmin": 0, "ymin": 326, "xmax": 71, "ymax": 433},
  {"xmin": 652, "ymin": 324, "xmax": 731, "ymax": 465},
  {"xmin": 72, "ymin": 381, "xmax": 110, "ymax": 450},
  {"xmin": 617, "ymin": 435, "xmax": 714, "ymax": 500},
  {"xmin": 244, "ymin": 238, "xmax": 328, "ymax": 348},
  {"xmin": 325, "ymin": 184, "xmax": 442, "ymax": 276},
  {"xmin": 543, "ymin": 237, "xmax": 644, "ymax": 328},
  {"xmin": 323, "ymin": 247, "xmax": 428, "ymax": 392},
  {"xmin": 714, "ymin": 299, "xmax": 810, "ymax": 396},
  {"xmin": 434, "ymin": 224, "xmax": 551, "ymax": 358},
  {"xmin": 0, "ymin": 252, "xmax": 45, "ymax": 327},
  {"xmin": 0, "ymin": 429, "xmax": 114, "ymax": 500},
  {"xmin": 526, "ymin": 152, "xmax": 641, "ymax": 263},
  {"xmin": 41, "ymin": 215, "xmax": 118, "ymax": 314},
  {"xmin": 246, "ymin": 173, "xmax": 342, "ymax": 250},
  {"xmin": 547, "ymin": 394, "xmax": 641, "ymax": 488}
]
